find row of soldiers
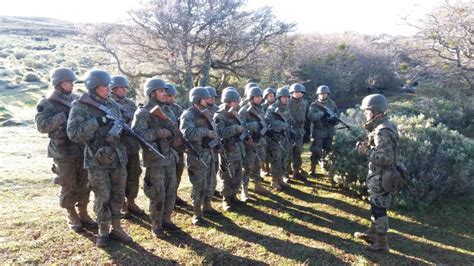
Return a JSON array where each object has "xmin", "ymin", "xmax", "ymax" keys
[{"xmin": 36, "ymin": 67, "xmax": 395, "ymax": 252}]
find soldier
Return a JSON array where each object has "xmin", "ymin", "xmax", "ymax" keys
[
  {"xmin": 307, "ymin": 85, "xmax": 339, "ymax": 177},
  {"xmin": 239, "ymin": 86, "xmax": 271, "ymax": 198},
  {"xmin": 164, "ymin": 83, "xmax": 186, "ymax": 206},
  {"xmin": 180, "ymin": 87, "xmax": 221, "ymax": 226},
  {"xmin": 239, "ymin": 82, "xmax": 259, "ymax": 108},
  {"xmin": 214, "ymin": 88, "xmax": 247, "ymax": 210},
  {"xmin": 288, "ymin": 83, "xmax": 309, "ymax": 181},
  {"xmin": 261, "ymin": 87, "xmax": 276, "ymax": 175},
  {"xmin": 205, "ymin": 86, "xmax": 219, "ymax": 115},
  {"xmin": 132, "ymin": 78, "xmax": 181, "ymax": 237},
  {"xmin": 109, "ymin": 75, "xmax": 145, "ymax": 216},
  {"xmin": 35, "ymin": 67, "xmax": 96, "ymax": 232},
  {"xmin": 354, "ymin": 94, "xmax": 398, "ymax": 252},
  {"xmin": 265, "ymin": 87, "xmax": 293, "ymax": 190},
  {"xmin": 67, "ymin": 69, "xmax": 131, "ymax": 247}
]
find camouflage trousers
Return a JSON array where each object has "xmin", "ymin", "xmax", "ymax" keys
[
  {"xmin": 310, "ymin": 137, "xmax": 333, "ymax": 165},
  {"xmin": 221, "ymin": 159, "xmax": 243, "ymax": 198},
  {"xmin": 176, "ymin": 152, "xmax": 185, "ymax": 191},
  {"xmin": 243, "ymin": 142, "xmax": 265, "ymax": 184},
  {"xmin": 87, "ymin": 166, "xmax": 127, "ymax": 223},
  {"xmin": 143, "ymin": 160, "xmax": 177, "ymax": 228},
  {"xmin": 125, "ymin": 152, "xmax": 142, "ymax": 200},
  {"xmin": 187, "ymin": 150, "xmax": 216, "ymax": 208},
  {"xmin": 268, "ymin": 137, "xmax": 290, "ymax": 177},
  {"xmin": 367, "ymin": 169, "xmax": 392, "ymax": 234},
  {"xmin": 53, "ymin": 157, "xmax": 90, "ymax": 209},
  {"xmin": 290, "ymin": 128, "xmax": 305, "ymax": 171}
]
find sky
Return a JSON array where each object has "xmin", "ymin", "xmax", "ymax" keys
[{"xmin": 0, "ymin": 0, "xmax": 447, "ymax": 36}]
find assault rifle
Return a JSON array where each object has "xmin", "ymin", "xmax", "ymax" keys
[
  {"xmin": 315, "ymin": 102, "xmax": 351, "ymax": 129},
  {"xmin": 228, "ymin": 106, "xmax": 261, "ymax": 161},
  {"xmin": 79, "ymin": 93, "xmax": 165, "ymax": 159},
  {"xmin": 201, "ymin": 108, "xmax": 234, "ymax": 179},
  {"xmin": 267, "ymin": 107, "xmax": 289, "ymax": 153},
  {"xmin": 149, "ymin": 105, "xmax": 206, "ymax": 166}
]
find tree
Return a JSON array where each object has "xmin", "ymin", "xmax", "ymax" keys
[
  {"xmin": 86, "ymin": 0, "xmax": 293, "ymax": 91},
  {"xmin": 405, "ymin": 0, "xmax": 474, "ymax": 92}
]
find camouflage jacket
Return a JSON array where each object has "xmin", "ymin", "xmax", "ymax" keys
[
  {"xmin": 265, "ymin": 100, "xmax": 294, "ymax": 141},
  {"xmin": 307, "ymin": 98, "xmax": 339, "ymax": 138},
  {"xmin": 110, "ymin": 93, "xmax": 140, "ymax": 154},
  {"xmin": 35, "ymin": 89, "xmax": 84, "ymax": 158},
  {"xmin": 238, "ymin": 102, "xmax": 267, "ymax": 145},
  {"xmin": 288, "ymin": 97, "xmax": 308, "ymax": 129},
  {"xmin": 180, "ymin": 105, "xmax": 217, "ymax": 165},
  {"xmin": 67, "ymin": 92, "xmax": 127, "ymax": 169},
  {"xmin": 261, "ymin": 101, "xmax": 274, "ymax": 113},
  {"xmin": 207, "ymin": 104, "xmax": 219, "ymax": 116},
  {"xmin": 214, "ymin": 105, "xmax": 246, "ymax": 162},
  {"xmin": 132, "ymin": 98, "xmax": 178, "ymax": 167},
  {"xmin": 365, "ymin": 116, "xmax": 398, "ymax": 175}
]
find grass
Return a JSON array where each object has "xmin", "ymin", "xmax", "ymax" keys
[{"xmin": 0, "ymin": 126, "xmax": 473, "ymax": 264}]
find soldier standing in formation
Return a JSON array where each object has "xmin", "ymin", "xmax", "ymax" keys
[
  {"xmin": 214, "ymin": 89, "xmax": 247, "ymax": 210},
  {"xmin": 307, "ymin": 85, "xmax": 339, "ymax": 177},
  {"xmin": 109, "ymin": 75, "xmax": 145, "ymax": 216},
  {"xmin": 238, "ymin": 86, "xmax": 271, "ymax": 197},
  {"xmin": 35, "ymin": 67, "xmax": 97, "ymax": 233},
  {"xmin": 67, "ymin": 69, "xmax": 131, "ymax": 247},
  {"xmin": 132, "ymin": 78, "xmax": 181, "ymax": 237},
  {"xmin": 265, "ymin": 87, "xmax": 293, "ymax": 190},
  {"xmin": 180, "ymin": 87, "xmax": 221, "ymax": 225},
  {"xmin": 261, "ymin": 87, "xmax": 276, "ymax": 176},
  {"xmin": 354, "ymin": 94, "xmax": 398, "ymax": 252},
  {"xmin": 288, "ymin": 83, "xmax": 309, "ymax": 181},
  {"xmin": 164, "ymin": 83, "xmax": 186, "ymax": 206}
]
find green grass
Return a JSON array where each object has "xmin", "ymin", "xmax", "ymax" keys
[{"xmin": 0, "ymin": 127, "xmax": 473, "ymax": 264}]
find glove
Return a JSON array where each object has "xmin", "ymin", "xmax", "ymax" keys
[
  {"xmin": 356, "ymin": 141, "xmax": 369, "ymax": 155},
  {"xmin": 207, "ymin": 130, "xmax": 218, "ymax": 139},
  {"xmin": 96, "ymin": 116, "xmax": 113, "ymax": 127},
  {"xmin": 156, "ymin": 128, "xmax": 172, "ymax": 139}
]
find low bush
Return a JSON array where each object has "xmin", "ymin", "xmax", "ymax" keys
[{"xmin": 328, "ymin": 108, "xmax": 474, "ymax": 208}]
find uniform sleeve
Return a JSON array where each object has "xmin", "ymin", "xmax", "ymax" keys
[
  {"xmin": 180, "ymin": 111, "xmax": 209, "ymax": 141},
  {"xmin": 307, "ymin": 103, "xmax": 325, "ymax": 122},
  {"xmin": 215, "ymin": 113, "xmax": 240, "ymax": 139},
  {"xmin": 239, "ymin": 108, "xmax": 259, "ymax": 133},
  {"xmin": 131, "ymin": 109, "xmax": 158, "ymax": 142},
  {"xmin": 368, "ymin": 129, "xmax": 396, "ymax": 167},
  {"xmin": 265, "ymin": 108, "xmax": 286, "ymax": 132},
  {"xmin": 66, "ymin": 104, "xmax": 99, "ymax": 143},
  {"xmin": 35, "ymin": 100, "xmax": 67, "ymax": 133}
]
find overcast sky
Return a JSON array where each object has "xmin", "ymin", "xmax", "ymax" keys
[{"xmin": 0, "ymin": 0, "xmax": 447, "ymax": 36}]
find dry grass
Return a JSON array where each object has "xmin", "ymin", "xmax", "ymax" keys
[{"xmin": 0, "ymin": 124, "xmax": 473, "ymax": 264}]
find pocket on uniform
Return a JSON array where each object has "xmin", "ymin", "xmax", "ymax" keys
[{"xmin": 95, "ymin": 146, "xmax": 116, "ymax": 165}]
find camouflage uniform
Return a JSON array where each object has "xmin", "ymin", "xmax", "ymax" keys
[
  {"xmin": 35, "ymin": 89, "xmax": 92, "ymax": 230},
  {"xmin": 168, "ymin": 102, "xmax": 185, "ymax": 200},
  {"xmin": 180, "ymin": 106, "xmax": 217, "ymax": 222},
  {"xmin": 288, "ymin": 96, "xmax": 309, "ymax": 176},
  {"xmin": 214, "ymin": 105, "xmax": 246, "ymax": 207},
  {"xmin": 307, "ymin": 98, "xmax": 339, "ymax": 173},
  {"xmin": 364, "ymin": 116, "xmax": 398, "ymax": 234},
  {"xmin": 67, "ymin": 92, "xmax": 128, "ymax": 227},
  {"xmin": 132, "ymin": 98, "xmax": 179, "ymax": 233},
  {"xmin": 265, "ymin": 99, "xmax": 293, "ymax": 187},
  {"xmin": 110, "ymin": 93, "xmax": 142, "ymax": 212}
]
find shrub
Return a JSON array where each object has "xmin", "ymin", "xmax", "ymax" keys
[
  {"xmin": 23, "ymin": 72, "xmax": 41, "ymax": 82},
  {"xmin": 328, "ymin": 108, "xmax": 474, "ymax": 208}
]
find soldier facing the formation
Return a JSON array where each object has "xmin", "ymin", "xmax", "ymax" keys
[
  {"xmin": 35, "ymin": 67, "xmax": 97, "ymax": 233},
  {"xmin": 109, "ymin": 75, "xmax": 145, "ymax": 217},
  {"xmin": 354, "ymin": 94, "xmax": 398, "ymax": 252},
  {"xmin": 307, "ymin": 85, "xmax": 339, "ymax": 177},
  {"xmin": 67, "ymin": 69, "xmax": 131, "ymax": 247}
]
